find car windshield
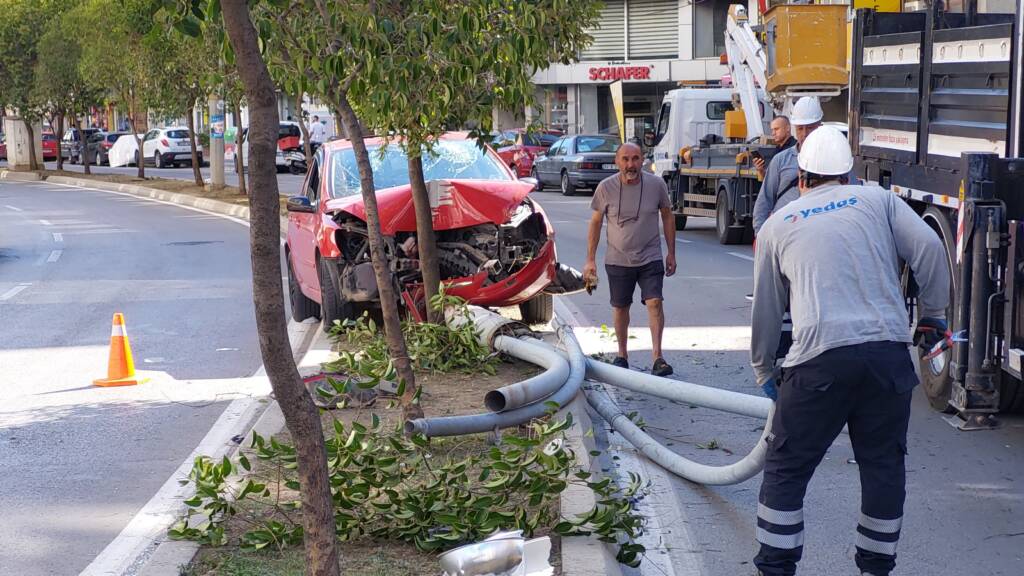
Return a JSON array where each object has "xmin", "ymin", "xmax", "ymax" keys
[
  {"xmin": 107, "ymin": 134, "xmax": 124, "ymax": 143},
  {"xmin": 331, "ymin": 140, "xmax": 511, "ymax": 198},
  {"xmin": 522, "ymin": 133, "xmax": 560, "ymax": 147},
  {"xmin": 279, "ymin": 125, "xmax": 301, "ymax": 138},
  {"xmin": 42, "ymin": 134, "xmax": 56, "ymax": 141},
  {"xmin": 166, "ymin": 130, "xmax": 189, "ymax": 139},
  {"xmin": 574, "ymin": 136, "xmax": 619, "ymax": 153}
]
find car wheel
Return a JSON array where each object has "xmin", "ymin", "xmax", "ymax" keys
[
  {"xmin": 531, "ymin": 167, "xmax": 543, "ymax": 190},
  {"xmin": 519, "ymin": 293, "xmax": 554, "ymax": 325},
  {"xmin": 319, "ymin": 258, "xmax": 355, "ymax": 333},
  {"xmin": 154, "ymin": 151, "xmax": 163, "ymax": 169},
  {"xmin": 560, "ymin": 171, "xmax": 574, "ymax": 196},
  {"xmin": 288, "ymin": 252, "xmax": 320, "ymax": 322}
]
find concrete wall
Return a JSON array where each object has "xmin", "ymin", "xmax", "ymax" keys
[{"xmin": 2, "ymin": 117, "xmax": 44, "ymax": 170}]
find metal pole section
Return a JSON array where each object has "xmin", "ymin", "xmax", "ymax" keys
[{"xmin": 208, "ymin": 94, "xmax": 225, "ymax": 189}]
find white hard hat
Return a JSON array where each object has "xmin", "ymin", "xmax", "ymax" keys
[
  {"xmin": 790, "ymin": 97, "xmax": 823, "ymax": 126},
  {"xmin": 798, "ymin": 125, "xmax": 853, "ymax": 176}
]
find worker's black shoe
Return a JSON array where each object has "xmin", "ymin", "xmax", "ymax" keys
[
  {"xmin": 652, "ymin": 357, "xmax": 673, "ymax": 377},
  {"xmin": 612, "ymin": 356, "xmax": 629, "ymax": 369}
]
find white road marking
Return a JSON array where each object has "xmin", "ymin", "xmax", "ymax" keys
[
  {"xmin": 4, "ymin": 205, "xmax": 22, "ymax": 212},
  {"xmin": 52, "ymin": 232, "xmax": 63, "ymax": 243},
  {"xmin": 677, "ymin": 238, "xmax": 692, "ymax": 244},
  {"xmin": 46, "ymin": 250, "xmax": 63, "ymax": 263},
  {"xmin": 0, "ymin": 283, "xmax": 32, "ymax": 301},
  {"xmin": 728, "ymin": 251, "xmax": 755, "ymax": 262},
  {"xmin": 38, "ymin": 219, "xmax": 52, "ymax": 226}
]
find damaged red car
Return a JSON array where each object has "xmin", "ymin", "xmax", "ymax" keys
[{"xmin": 285, "ymin": 132, "xmax": 582, "ymax": 331}]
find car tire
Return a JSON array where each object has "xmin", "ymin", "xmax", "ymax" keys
[
  {"xmin": 531, "ymin": 167, "xmax": 543, "ymax": 190},
  {"xmin": 319, "ymin": 258, "xmax": 355, "ymax": 333},
  {"xmin": 288, "ymin": 253, "xmax": 320, "ymax": 322},
  {"xmin": 154, "ymin": 151, "xmax": 163, "ymax": 169},
  {"xmin": 519, "ymin": 293, "xmax": 554, "ymax": 325},
  {"xmin": 560, "ymin": 171, "xmax": 574, "ymax": 196}
]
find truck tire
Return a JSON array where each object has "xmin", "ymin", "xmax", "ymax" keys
[
  {"xmin": 519, "ymin": 293, "xmax": 553, "ymax": 324},
  {"xmin": 716, "ymin": 190, "xmax": 744, "ymax": 245},
  {"xmin": 319, "ymin": 258, "xmax": 355, "ymax": 333},
  {"xmin": 917, "ymin": 206, "xmax": 958, "ymax": 412},
  {"xmin": 287, "ymin": 252, "xmax": 320, "ymax": 322},
  {"xmin": 674, "ymin": 214, "xmax": 688, "ymax": 231}
]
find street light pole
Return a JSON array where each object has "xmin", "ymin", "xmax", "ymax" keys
[{"xmin": 208, "ymin": 93, "xmax": 225, "ymax": 189}]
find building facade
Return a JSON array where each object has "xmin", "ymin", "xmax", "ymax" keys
[{"xmin": 502, "ymin": 0, "xmax": 757, "ymax": 138}]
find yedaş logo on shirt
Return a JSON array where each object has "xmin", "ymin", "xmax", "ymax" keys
[{"xmin": 784, "ymin": 196, "xmax": 858, "ymax": 223}]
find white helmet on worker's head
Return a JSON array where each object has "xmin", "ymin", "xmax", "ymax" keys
[
  {"xmin": 798, "ymin": 125, "xmax": 853, "ymax": 176},
  {"xmin": 790, "ymin": 97, "xmax": 824, "ymax": 126}
]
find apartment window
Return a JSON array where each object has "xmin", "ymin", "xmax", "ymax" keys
[{"xmin": 694, "ymin": 0, "xmax": 732, "ymax": 58}]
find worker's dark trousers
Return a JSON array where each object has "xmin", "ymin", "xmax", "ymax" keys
[{"xmin": 754, "ymin": 341, "xmax": 916, "ymax": 576}]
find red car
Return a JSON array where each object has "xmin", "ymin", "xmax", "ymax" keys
[
  {"xmin": 491, "ymin": 130, "xmax": 561, "ymax": 178},
  {"xmin": 42, "ymin": 131, "xmax": 58, "ymax": 161},
  {"xmin": 286, "ymin": 132, "xmax": 581, "ymax": 330}
]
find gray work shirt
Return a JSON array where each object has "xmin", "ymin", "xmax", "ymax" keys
[
  {"xmin": 752, "ymin": 145, "xmax": 858, "ymax": 234},
  {"xmin": 750, "ymin": 183, "xmax": 949, "ymax": 385},
  {"xmin": 591, "ymin": 172, "xmax": 671, "ymax": 267}
]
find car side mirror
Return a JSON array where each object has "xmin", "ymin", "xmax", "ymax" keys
[
  {"xmin": 519, "ymin": 176, "xmax": 539, "ymax": 191},
  {"xmin": 286, "ymin": 196, "xmax": 315, "ymax": 213}
]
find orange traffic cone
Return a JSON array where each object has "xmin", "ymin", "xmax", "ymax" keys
[{"xmin": 94, "ymin": 313, "xmax": 146, "ymax": 387}]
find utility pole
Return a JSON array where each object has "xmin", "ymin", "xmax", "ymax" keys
[{"xmin": 208, "ymin": 93, "xmax": 226, "ymax": 189}]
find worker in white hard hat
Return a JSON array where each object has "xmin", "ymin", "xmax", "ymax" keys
[
  {"xmin": 751, "ymin": 96, "xmax": 857, "ymax": 235},
  {"xmin": 749, "ymin": 126, "xmax": 951, "ymax": 576}
]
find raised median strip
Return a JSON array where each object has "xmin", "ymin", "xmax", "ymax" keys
[{"xmin": 0, "ymin": 169, "xmax": 44, "ymax": 182}]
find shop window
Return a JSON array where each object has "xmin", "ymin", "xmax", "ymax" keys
[
  {"xmin": 542, "ymin": 87, "xmax": 569, "ymax": 133},
  {"xmin": 694, "ymin": 0, "xmax": 732, "ymax": 58}
]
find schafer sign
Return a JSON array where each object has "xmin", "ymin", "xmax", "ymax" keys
[{"xmin": 588, "ymin": 66, "xmax": 652, "ymax": 81}]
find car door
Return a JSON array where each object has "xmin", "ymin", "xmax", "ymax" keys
[
  {"xmin": 554, "ymin": 137, "xmax": 573, "ymax": 176},
  {"xmin": 141, "ymin": 130, "xmax": 157, "ymax": 159},
  {"xmin": 537, "ymin": 137, "xmax": 564, "ymax": 183},
  {"xmin": 289, "ymin": 152, "xmax": 322, "ymax": 298}
]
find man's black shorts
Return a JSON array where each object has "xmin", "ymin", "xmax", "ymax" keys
[{"xmin": 605, "ymin": 260, "xmax": 664, "ymax": 307}]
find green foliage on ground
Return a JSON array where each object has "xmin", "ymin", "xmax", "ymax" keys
[{"xmin": 170, "ymin": 412, "xmax": 648, "ymax": 567}]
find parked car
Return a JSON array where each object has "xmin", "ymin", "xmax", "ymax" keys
[
  {"xmin": 61, "ymin": 127, "xmax": 102, "ymax": 164},
  {"xmin": 532, "ymin": 134, "xmax": 621, "ymax": 196},
  {"xmin": 285, "ymin": 132, "xmax": 583, "ymax": 331},
  {"xmin": 108, "ymin": 133, "xmax": 145, "ymax": 167},
  {"xmin": 42, "ymin": 130, "xmax": 59, "ymax": 161},
  {"xmin": 490, "ymin": 129, "xmax": 561, "ymax": 178},
  {"xmin": 275, "ymin": 121, "xmax": 303, "ymax": 171},
  {"xmin": 0, "ymin": 135, "xmax": 6, "ymax": 161},
  {"xmin": 86, "ymin": 132, "xmax": 128, "ymax": 165},
  {"xmin": 141, "ymin": 127, "xmax": 202, "ymax": 168}
]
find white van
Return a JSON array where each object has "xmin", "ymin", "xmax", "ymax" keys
[{"xmin": 649, "ymin": 87, "xmax": 772, "ymax": 179}]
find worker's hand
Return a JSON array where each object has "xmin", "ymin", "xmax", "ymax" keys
[
  {"xmin": 915, "ymin": 317, "xmax": 951, "ymax": 358},
  {"xmin": 664, "ymin": 253, "xmax": 677, "ymax": 277},
  {"xmin": 753, "ymin": 156, "xmax": 766, "ymax": 178},
  {"xmin": 583, "ymin": 259, "xmax": 597, "ymax": 283},
  {"xmin": 760, "ymin": 378, "xmax": 778, "ymax": 402}
]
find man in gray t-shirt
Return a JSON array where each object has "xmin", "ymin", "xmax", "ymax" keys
[{"xmin": 584, "ymin": 142, "xmax": 676, "ymax": 376}]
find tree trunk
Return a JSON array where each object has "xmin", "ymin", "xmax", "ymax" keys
[
  {"xmin": 234, "ymin": 98, "xmax": 247, "ymax": 195},
  {"xmin": 295, "ymin": 93, "xmax": 312, "ymax": 165},
  {"xmin": 77, "ymin": 116, "xmax": 91, "ymax": 175},
  {"xmin": 407, "ymin": 154, "xmax": 442, "ymax": 323},
  {"xmin": 55, "ymin": 113, "xmax": 64, "ymax": 171},
  {"xmin": 24, "ymin": 121, "xmax": 39, "ymax": 171},
  {"xmin": 186, "ymin": 108, "xmax": 203, "ymax": 187},
  {"xmin": 130, "ymin": 115, "xmax": 145, "ymax": 179},
  {"xmin": 219, "ymin": 3, "xmax": 341, "ymax": 576},
  {"xmin": 334, "ymin": 95, "xmax": 422, "ymax": 420}
]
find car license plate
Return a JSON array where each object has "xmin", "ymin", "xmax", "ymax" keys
[
  {"xmin": 177, "ymin": 140, "xmax": 190, "ymax": 147},
  {"xmin": 602, "ymin": 163, "xmax": 616, "ymax": 170}
]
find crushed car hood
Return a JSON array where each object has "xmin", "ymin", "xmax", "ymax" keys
[{"xmin": 325, "ymin": 179, "xmax": 536, "ymax": 234}]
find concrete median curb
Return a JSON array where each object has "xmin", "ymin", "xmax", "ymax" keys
[
  {"xmin": 0, "ymin": 169, "xmax": 45, "ymax": 182},
  {"xmin": 44, "ymin": 175, "xmax": 288, "ymax": 237}
]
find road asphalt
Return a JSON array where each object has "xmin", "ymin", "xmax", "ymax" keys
[{"xmin": 0, "ymin": 179, "xmax": 262, "ymax": 574}]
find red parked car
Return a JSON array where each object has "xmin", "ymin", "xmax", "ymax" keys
[
  {"xmin": 42, "ymin": 131, "xmax": 58, "ymax": 161},
  {"xmin": 490, "ymin": 129, "xmax": 561, "ymax": 178},
  {"xmin": 285, "ymin": 132, "xmax": 581, "ymax": 330}
]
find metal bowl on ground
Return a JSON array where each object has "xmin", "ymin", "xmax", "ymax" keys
[{"xmin": 438, "ymin": 537, "xmax": 525, "ymax": 575}]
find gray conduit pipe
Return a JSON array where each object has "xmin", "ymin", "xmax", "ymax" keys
[
  {"xmin": 585, "ymin": 360, "xmax": 772, "ymax": 419},
  {"xmin": 404, "ymin": 318, "xmax": 586, "ymax": 438},
  {"xmin": 586, "ymin": 384, "xmax": 776, "ymax": 485},
  {"xmin": 530, "ymin": 340, "xmax": 774, "ymax": 485},
  {"xmin": 486, "ymin": 335, "xmax": 571, "ymax": 412}
]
